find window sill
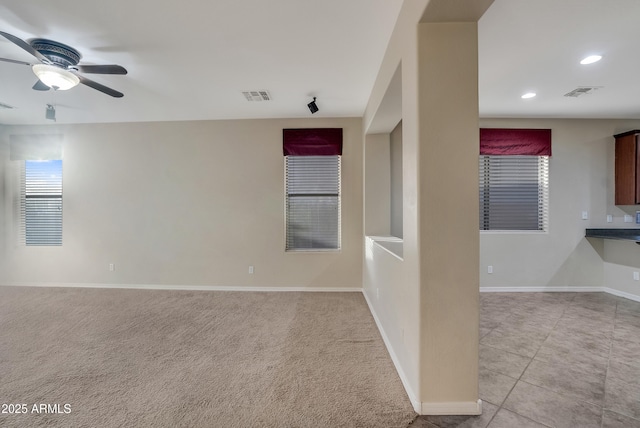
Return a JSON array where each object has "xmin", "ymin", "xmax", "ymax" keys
[
  {"xmin": 480, "ymin": 230, "xmax": 548, "ymax": 235},
  {"xmin": 285, "ymin": 248, "xmax": 341, "ymax": 253}
]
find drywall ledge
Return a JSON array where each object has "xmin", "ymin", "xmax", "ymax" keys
[{"xmin": 368, "ymin": 236, "xmax": 404, "ymax": 260}]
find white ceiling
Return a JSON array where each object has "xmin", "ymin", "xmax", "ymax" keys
[
  {"xmin": 480, "ymin": 0, "xmax": 640, "ymax": 119},
  {"xmin": 0, "ymin": 0, "xmax": 404, "ymax": 125},
  {"xmin": 0, "ymin": 0, "xmax": 638, "ymax": 125}
]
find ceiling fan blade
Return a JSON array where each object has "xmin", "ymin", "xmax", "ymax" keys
[
  {"xmin": 77, "ymin": 74, "xmax": 123, "ymax": 98},
  {"xmin": 33, "ymin": 80, "xmax": 50, "ymax": 91},
  {"xmin": 0, "ymin": 57, "xmax": 31, "ymax": 66},
  {"xmin": 0, "ymin": 31, "xmax": 50, "ymax": 64},
  {"xmin": 75, "ymin": 64, "xmax": 127, "ymax": 75}
]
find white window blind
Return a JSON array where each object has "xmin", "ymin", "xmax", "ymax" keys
[
  {"xmin": 21, "ymin": 160, "xmax": 63, "ymax": 245},
  {"xmin": 479, "ymin": 155, "xmax": 549, "ymax": 231},
  {"xmin": 286, "ymin": 155, "xmax": 341, "ymax": 250}
]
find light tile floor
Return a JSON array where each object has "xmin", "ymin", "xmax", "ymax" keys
[{"xmin": 410, "ymin": 292, "xmax": 640, "ymax": 428}]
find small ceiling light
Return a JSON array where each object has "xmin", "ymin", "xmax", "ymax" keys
[
  {"xmin": 45, "ymin": 104, "xmax": 56, "ymax": 121},
  {"xmin": 521, "ymin": 92, "xmax": 536, "ymax": 99},
  {"xmin": 307, "ymin": 97, "xmax": 319, "ymax": 114},
  {"xmin": 580, "ymin": 55, "xmax": 602, "ymax": 65},
  {"xmin": 32, "ymin": 64, "xmax": 80, "ymax": 91}
]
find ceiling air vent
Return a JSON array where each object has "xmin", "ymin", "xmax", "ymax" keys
[
  {"xmin": 564, "ymin": 86, "xmax": 602, "ymax": 98},
  {"xmin": 242, "ymin": 90, "xmax": 271, "ymax": 101},
  {"xmin": 0, "ymin": 101, "xmax": 15, "ymax": 109}
]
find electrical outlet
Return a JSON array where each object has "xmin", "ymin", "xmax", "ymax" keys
[
  {"xmin": 109, "ymin": 263, "xmax": 115, "ymax": 272},
  {"xmin": 634, "ymin": 272, "xmax": 639, "ymax": 281},
  {"xmin": 625, "ymin": 215, "xmax": 633, "ymax": 223},
  {"xmin": 581, "ymin": 211, "xmax": 589, "ymax": 220},
  {"xmin": 487, "ymin": 265, "xmax": 493, "ymax": 274},
  {"xmin": 607, "ymin": 215, "xmax": 613, "ymax": 223},
  {"xmin": 248, "ymin": 266, "xmax": 254, "ymax": 274}
]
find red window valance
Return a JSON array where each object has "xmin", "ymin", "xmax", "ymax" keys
[
  {"xmin": 283, "ymin": 128, "xmax": 343, "ymax": 156},
  {"xmin": 480, "ymin": 128, "xmax": 552, "ymax": 156}
]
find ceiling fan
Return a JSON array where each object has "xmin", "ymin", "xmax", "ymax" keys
[{"xmin": 0, "ymin": 31, "xmax": 127, "ymax": 98}]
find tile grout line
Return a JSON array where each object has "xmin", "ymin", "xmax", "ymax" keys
[
  {"xmin": 599, "ymin": 298, "xmax": 640, "ymax": 425},
  {"xmin": 483, "ymin": 294, "xmax": 576, "ymax": 428},
  {"xmin": 603, "ymin": 300, "xmax": 640, "ymax": 424},
  {"xmin": 601, "ymin": 301, "xmax": 617, "ymax": 428}
]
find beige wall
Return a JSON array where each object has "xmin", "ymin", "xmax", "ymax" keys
[
  {"xmin": 480, "ymin": 118, "xmax": 640, "ymax": 300},
  {"xmin": 364, "ymin": 133, "xmax": 391, "ymax": 236},
  {"xmin": 390, "ymin": 121, "xmax": 403, "ymax": 238},
  {"xmin": 363, "ymin": 122, "xmax": 403, "ymax": 239},
  {"xmin": 0, "ymin": 118, "xmax": 363, "ymax": 289}
]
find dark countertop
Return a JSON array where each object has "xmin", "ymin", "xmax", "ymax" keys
[{"xmin": 586, "ymin": 228, "xmax": 640, "ymax": 243}]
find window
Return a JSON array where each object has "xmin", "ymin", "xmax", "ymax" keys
[
  {"xmin": 479, "ymin": 128, "xmax": 551, "ymax": 232},
  {"xmin": 479, "ymin": 155, "xmax": 549, "ymax": 231},
  {"xmin": 286, "ymin": 155, "xmax": 341, "ymax": 250},
  {"xmin": 22, "ymin": 160, "xmax": 63, "ymax": 245},
  {"xmin": 283, "ymin": 128, "xmax": 342, "ymax": 251}
]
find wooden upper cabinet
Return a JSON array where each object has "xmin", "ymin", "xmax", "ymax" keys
[{"xmin": 614, "ymin": 130, "xmax": 640, "ymax": 205}]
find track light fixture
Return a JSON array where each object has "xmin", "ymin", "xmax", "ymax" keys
[
  {"xmin": 307, "ymin": 97, "xmax": 319, "ymax": 114},
  {"xmin": 46, "ymin": 104, "xmax": 56, "ymax": 121}
]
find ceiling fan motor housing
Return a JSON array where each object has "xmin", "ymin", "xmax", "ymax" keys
[{"xmin": 30, "ymin": 38, "xmax": 81, "ymax": 68}]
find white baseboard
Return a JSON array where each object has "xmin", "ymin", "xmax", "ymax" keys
[
  {"xmin": 361, "ymin": 289, "xmax": 422, "ymax": 414},
  {"xmin": 480, "ymin": 286, "xmax": 640, "ymax": 302},
  {"xmin": 421, "ymin": 399, "xmax": 482, "ymax": 416},
  {"xmin": 480, "ymin": 286, "xmax": 603, "ymax": 293},
  {"xmin": 0, "ymin": 282, "xmax": 362, "ymax": 293},
  {"xmin": 603, "ymin": 287, "xmax": 640, "ymax": 303},
  {"xmin": 8, "ymin": 282, "xmax": 638, "ymax": 301}
]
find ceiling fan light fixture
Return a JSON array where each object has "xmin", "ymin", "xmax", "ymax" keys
[{"xmin": 32, "ymin": 64, "xmax": 79, "ymax": 90}]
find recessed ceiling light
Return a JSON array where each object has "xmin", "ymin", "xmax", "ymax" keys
[
  {"xmin": 580, "ymin": 55, "xmax": 602, "ymax": 65},
  {"xmin": 521, "ymin": 92, "xmax": 536, "ymax": 99}
]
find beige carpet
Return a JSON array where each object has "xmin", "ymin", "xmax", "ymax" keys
[{"xmin": 0, "ymin": 286, "xmax": 416, "ymax": 427}]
